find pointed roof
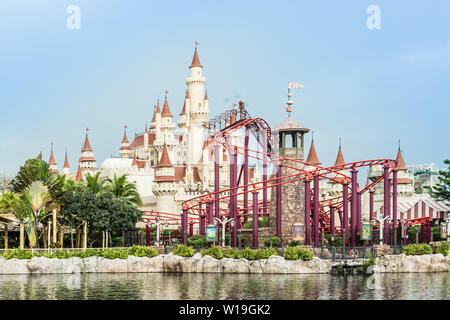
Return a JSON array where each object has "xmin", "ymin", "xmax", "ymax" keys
[
  {"xmin": 161, "ymin": 96, "xmax": 173, "ymax": 117},
  {"xmin": 274, "ymin": 118, "xmax": 309, "ymax": 132},
  {"xmin": 190, "ymin": 47, "xmax": 202, "ymax": 68},
  {"xmin": 180, "ymin": 98, "xmax": 187, "ymax": 116},
  {"xmin": 155, "ymin": 100, "xmax": 161, "ymax": 113},
  {"xmin": 75, "ymin": 165, "xmax": 82, "ymax": 182},
  {"xmin": 63, "ymin": 150, "xmax": 70, "ymax": 169},
  {"xmin": 306, "ymin": 140, "xmax": 321, "ymax": 165},
  {"xmin": 82, "ymin": 132, "xmax": 92, "ymax": 152},
  {"xmin": 334, "ymin": 146, "xmax": 345, "ymax": 167},
  {"xmin": 132, "ymin": 153, "xmax": 138, "ymax": 167},
  {"xmin": 157, "ymin": 145, "xmax": 173, "ymax": 167},
  {"xmin": 122, "ymin": 129, "xmax": 129, "ymax": 144},
  {"xmin": 365, "ymin": 178, "xmax": 371, "ymax": 189},
  {"xmin": 48, "ymin": 143, "xmax": 56, "ymax": 165},
  {"xmin": 395, "ymin": 148, "xmax": 407, "ymax": 170},
  {"xmin": 204, "ymin": 90, "xmax": 208, "ymax": 100},
  {"xmin": 144, "ymin": 123, "xmax": 148, "ymax": 134}
]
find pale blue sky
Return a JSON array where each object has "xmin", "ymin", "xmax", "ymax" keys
[{"xmin": 0, "ymin": 0, "xmax": 449, "ymax": 176}]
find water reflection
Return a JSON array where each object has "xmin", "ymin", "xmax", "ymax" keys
[{"xmin": 0, "ymin": 273, "xmax": 448, "ymax": 300}]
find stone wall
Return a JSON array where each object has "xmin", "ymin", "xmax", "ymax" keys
[
  {"xmin": 372, "ymin": 254, "xmax": 450, "ymax": 273},
  {"xmin": 0, "ymin": 254, "xmax": 332, "ymax": 275},
  {"xmin": 240, "ymin": 228, "xmax": 272, "ymax": 247},
  {"xmin": 268, "ymin": 159, "xmax": 306, "ymax": 246}
]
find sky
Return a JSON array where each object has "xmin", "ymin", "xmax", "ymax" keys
[{"xmin": 0, "ymin": 0, "xmax": 449, "ymax": 177}]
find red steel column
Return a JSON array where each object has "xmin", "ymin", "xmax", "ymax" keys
[
  {"xmin": 304, "ymin": 179, "xmax": 311, "ymax": 245},
  {"xmin": 207, "ymin": 200, "xmax": 213, "ymax": 225},
  {"xmin": 351, "ymin": 168, "xmax": 358, "ymax": 247},
  {"xmin": 383, "ymin": 165, "xmax": 391, "ymax": 245},
  {"xmin": 182, "ymin": 209, "xmax": 188, "ymax": 245},
  {"xmin": 343, "ymin": 181, "xmax": 349, "ymax": 247},
  {"xmin": 146, "ymin": 223, "xmax": 150, "ymax": 246},
  {"xmin": 214, "ymin": 144, "xmax": 220, "ymax": 219},
  {"xmin": 330, "ymin": 206, "xmax": 335, "ymax": 247},
  {"xmin": 357, "ymin": 191, "xmax": 362, "ymax": 234},
  {"xmin": 313, "ymin": 174, "xmax": 320, "ymax": 247},
  {"xmin": 262, "ymin": 129, "xmax": 268, "ymax": 214},
  {"xmin": 392, "ymin": 168, "xmax": 398, "ymax": 245},
  {"xmin": 252, "ymin": 191, "xmax": 259, "ymax": 248},
  {"xmin": 189, "ymin": 222, "xmax": 194, "ymax": 237},
  {"xmin": 369, "ymin": 188, "xmax": 374, "ymax": 246},
  {"xmin": 427, "ymin": 221, "xmax": 431, "ymax": 244},
  {"xmin": 243, "ymin": 125, "xmax": 250, "ymax": 223},
  {"xmin": 276, "ymin": 161, "xmax": 283, "ymax": 242}
]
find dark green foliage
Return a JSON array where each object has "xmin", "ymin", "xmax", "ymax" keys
[
  {"xmin": 2, "ymin": 249, "xmax": 33, "ymax": 259},
  {"xmin": 242, "ymin": 216, "xmax": 270, "ymax": 229},
  {"xmin": 101, "ymin": 249, "xmax": 128, "ymax": 259},
  {"xmin": 224, "ymin": 248, "xmax": 240, "ymax": 259},
  {"xmin": 235, "ymin": 247, "xmax": 277, "ymax": 260},
  {"xmin": 173, "ymin": 244, "xmax": 195, "ymax": 257},
  {"xmin": 219, "ymin": 234, "xmax": 231, "ymax": 246},
  {"xmin": 431, "ymin": 160, "xmax": 450, "ymax": 201},
  {"xmin": 201, "ymin": 246, "xmax": 224, "ymax": 259},
  {"xmin": 288, "ymin": 241, "xmax": 300, "ymax": 247},
  {"xmin": 402, "ymin": 244, "xmax": 433, "ymax": 255},
  {"xmin": 112, "ymin": 237, "xmax": 123, "ymax": 247},
  {"xmin": 127, "ymin": 245, "xmax": 159, "ymax": 257},
  {"xmin": 264, "ymin": 236, "xmax": 280, "ymax": 248},
  {"xmin": 283, "ymin": 246, "xmax": 313, "ymax": 261},
  {"xmin": 436, "ymin": 241, "xmax": 449, "ymax": 256},
  {"xmin": 188, "ymin": 235, "xmax": 207, "ymax": 248},
  {"xmin": 357, "ymin": 257, "xmax": 376, "ymax": 273}
]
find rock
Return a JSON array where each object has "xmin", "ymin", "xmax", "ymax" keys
[
  {"xmin": 430, "ymin": 254, "xmax": 444, "ymax": 265},
  {"xmin": 0, "ymin": 258, "xmax": 30, "ymax": 274},
  {"xmin": 163, "ymin": 253, "xmax": 182, "ymax": 273},
  {"xmin": 61, "ymin": 257, "xmax": 83, "ymax": 274},
  {"xmin": 180, "ymin": 253, "xmax": 202, "ymax": 273},
  {"xmin": 221, "ymin": 258, "xmax": 250, "ymax": 273},
  {"xmin": 263, "ymin": 255, "xmax": 286, "ymax": 273},
  {"xmin": 97, "ymin": 257, "xmax": 128, "ymax": 273},
  {"xmin": 147, "ymin": 255, "xmax": 164, "ymax": 273},
  {"xmin": 127, "ymin": 256, "xmax": 153, "ymax": 273},
  {"xmin": 202, "ymin": 255, "xmax": 222, "ymax": 273},
  {"xmin": 248, "ymin": 260, "xmax": 264, "ymax": 273},
  {"xmin": 27, "ymin": 256, "xmax": 62, "ymax": 274},
  {"xmin": 82, "ymin": 256, "xmax": 99, "ymax": 273}
]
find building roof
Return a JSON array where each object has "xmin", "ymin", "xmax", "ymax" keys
[
  {"xmin": 121, "ymin": 129, "xmax": 129, "ymax": 144},
  {"xmin": 180, "ymin": 97, "xmax": 187, "ymax": 116},
  {"xmin": 82, "ymin": 133, "xmax": 92, "ymax": 152},
  {"xmin": 274, "ymin": 118, "xmax": 309, "ymax": 132},
  {"xmin": 48, "ymin": 143, "xmax": 56, "ymax": 165},
  {"xmin": 333, "ymin": 146, "xmax": 345, "ymax": 167},
  {"xmin": 161, "ymin": 96, "xmax": 173, "ymax": 117},
  {"xmin": 130, "ymin": 133, "xmax": 156, "ymax": 148},
  {"xmin": 305, "ymin": 140, "xmax": 321, "ymax": 165},
  {"xmin": 75, "ymin": 165, "xmax": 83, "ymax": 182},
  {"xmin": 395, "ymin": 148, "xmax": 407, "ymax": 170},
  {"xmin": 204, "ymin": 90, "xmax": 208, "ymax": 100},
  {"xmin": 63, "ymin": 151, "xmax": 70, "ymax": 169},
  {"xmin": 157, "ymin": 145, "xmax": 173, "ymax": 168},
  {"xmin": 190, "ymin": 47, "xmax": 202, "ymax": 68}
]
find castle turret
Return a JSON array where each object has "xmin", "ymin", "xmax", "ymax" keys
[
  {"xmin": 155, "ymin": 94, "xmax": 177, "ymax": 159},
  {"xmin": 152, "ymin": 145, "xmax": 178, "ymax": 214},
  {"xmin": 186, "ymin": 45, "xmax": 209, "ymax": 164},
  {"xmin": 62, "ymin": 149, "xmax": 70, "ymax": 175},
  {"xmin": 75, "ymin": 162, "xmax": 83, "ymax": 182},
  {"xmin": 120, "ymin": 125, "xmax": 131, "ymax": 158},
  {"xmin": 79, "ymin": 129, "xmax": 96, "ymax": 174},
  {"xmin": 48, "ymin": 142, "xmax": 58, "ymax": 173},
  {"xmin": 305, "ymin": 139, "xmax": 321, "ymax": 168}
]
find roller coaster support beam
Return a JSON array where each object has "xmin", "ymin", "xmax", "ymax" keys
[
  {"xmin": 383, "ymin": 165, "xmax": 391, "ymax": 245},
  {"xmin": 393, "ymin": 169, "xmax": 398, "ymax": 245},
  {"xmin": 304, "ymin": 179, "xmax": 311, "ymax": 246},
  {"xmin": 427, "ymin": 221, "xmax": 431, "ymax": 244},
  {"xmin": 207, "ymin": 200, "xmax": 213, "ymax": 225},
  {"xmin": 405, "ymin": 224, "xmax": 409, "ymax": 245},
  {"xmin": 357, "ymin": 191, "xmax": 362, "ymax": 234},
  {"xmin": 243, "ymin": 125, "xmax": 250, "ymax": 223},
  {"xmin": 276, "ymin": 161, "xmax": 283, "ymax": 243},
  {"xmin": 262, "ymin": 129, "xmax": 268, "ymax": 214},
  {"xmin": 338, "ymin": 208, "xmax": 343, "ymax": 229},
  {"xmin": 421, "ymin": 223, "xmax": 425, "ymax": 243},
  {"xmin": 369, "ymin": 188, "xmax": 374, "ymax": 246},
  {"xmin": 330, "ymin": 206, "xmax": 335, "ymax": 246},
  {"xmin": 146, "ymin": 224, "xmax": 150, "ymax": 246},
  {"xmin": 343, "ymin": 181, "xmax": 349, "ymax": 247},
  {"xmin": 252, "ymin": 191, "xmax": 259, "ymax": 248},
  {"xmin": 313, "ymin": 174, "xmax": 320, "ymax": 247},
  {"xmin": 200, "ymin": 214, "xmax": 206, "ymax": 236},
  {"xmin": 230, "ymin": 148, "xmax": 238, "ymax": 247},
  {"xmin": 351, "ymin": 168, "xmax": 358, "ymax": 247},
  {"xmin": 214, "ymin": 144, "xmax": 220, "ymax": 220},
  {"xmin": 182, "ymin": 209, "xmax": 188, "ymax": 245},
  {"xmin": 189, "ymin": 222, "xmax": 194, "ymax": 238}
]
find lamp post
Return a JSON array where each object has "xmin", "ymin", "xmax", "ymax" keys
[
  {"xmin": 371, "ymin": 216, "xmax": 392, "ymax": 245},
  {"xmin": 214, "ymin": 216, "xmax": 235, "ymax": 247},
  {"xmin": 153, "ymin": 218, "xmax": 169, "ymax": 247}
]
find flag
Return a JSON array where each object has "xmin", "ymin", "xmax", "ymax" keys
[
  {"xmin": 288, "ymin": 82, "xmax": 304, "ymax": 89},
  {"xmin": 165, "ymin": 90, "xmax": 168, "ymax": 94}
]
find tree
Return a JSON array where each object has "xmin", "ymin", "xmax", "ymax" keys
[
  {"xmin": 431, "ymin": 159, "xmax": 450, "ymax": 201},
  {"xmin": 106, "ymin": 173, "xmax": 142, "ymax": 207},
  {"xmin": 85, "ymin": 172, "xmax": 108, "ymax": 195}
]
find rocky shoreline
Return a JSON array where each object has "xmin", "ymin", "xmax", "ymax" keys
[{"xmin": 0, "ymin": 253, "xmax": 448, "ymax": 275}]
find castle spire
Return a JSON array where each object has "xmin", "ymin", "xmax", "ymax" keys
[
  {"xmin": 395, "ymin": 147, "xmax": 407, "ymax": 170},
  {"xmin": 122, "ymin": 125, "xmax": 129, "ymax": 144},
  {"xmin": 334, "ymin": 145, "xmax": 345, "ymax": 167},
  {"xmin": 144, "ymin": 123, "xmax": 148, "ymax": 134},
  {"xmin": 132, "ymin": 153, "xmax": 138, "ymax": 167},
  {"xmin": 158, "ymin": 144, "xmax": 173, "ymax": 167},
  {"xmin": 75, "ymin": 163, "xmax": 83, "ymax": 182},
  {"xmin": 204, "ymin": 90, "xmax": 208, "ymax": 100},
  {"xmin": 48, "ymin": 142, "xmax": 56, "ymax": 165},
  {"xmin": 82, "ymin": 128, "xmax": 92, "ymax": 152},
  {"xmin": 306, "ymin": 139, "xmax": 321, "ymax": 166},
  {"xmin": 63, "ymin": 150, "xmax": 69, "ymax": 168},
  {"xmin": 161, "ymin": 93, "xmax": 173, "ymax": 117},
  {"xmin": 190, "ymin": 44, "xmax": 202, "ymax": 68}
]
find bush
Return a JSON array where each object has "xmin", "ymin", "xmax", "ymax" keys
[
  {"xmin": 101, "ymin": 249, "xmax": 128, "ymax": 259},
  {"xmin": 173, "ymin": 244, "xmax": 195, "ymax": 257},
  {"xmin": 219, "ymin": 234, "xmax": 231, "ymax": 246},
  {"xmin": 224, "ymin": 248, "xmax": 240, "ymax": 259},
  {"xmin": 112, "ymin": 237, "xmax": 123, "ymax": 247},
  {"xmin": 2, "ymin": 249, "xmax": 33, "ymax": 260},
  {"xmin": 188, "ymin": 235, "xmax": 207, "ymax": 249},
  {"xmin": 288, "ymin": 241, "xmax": 299, "ymax": 247},
  {"xmin": 242, "ymin": 216, "xmax": 270, "ymax": 229},
  {"xmin": 264, "ymin": 236, "xmax": 280, "ymax": 248},
  {"xmin": 283, "ymin": 246, "xmax": 313, "ymax": 261},
  {"xmin": 402, "ymin": 244, "xmax": 433, "ymax": 255},
  {"xmin": 201, "ymin": 246, "xmax": 224, "ymax": 259},
  {"xmin": 127, "ymin": 245, "xmax": 159, "ymax": 258},
  {"xmin": 436, "ymin": 241, "xmax": 449, "ymax": 256},
  {"xmin": 357, "ymin": 257, "xmax": 376, "ymax": 273}
]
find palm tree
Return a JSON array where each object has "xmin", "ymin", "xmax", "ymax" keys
[
  {"xmin": 85, "ymin": 172, "xmax": 108, "ymax": 195},
  {"xmin": 106, "ymin": 173, "xmax": 142, "ymax": 207}
]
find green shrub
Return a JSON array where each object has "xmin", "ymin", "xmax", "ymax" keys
[
  {"xmin": 173, "ymin": 244, "xmax": 195, "ymax": 257},
  {"xmin": 101, "ymin": 249, "xmax": 128, "ymax": 259},
  {"xmin": 2, "ymin": 249, "xmax": 33, "ymax": 260},
  {"xmin": 357, "ymin": 257, "xmax": 376, "ymax": 273},
  {"xmin": 288, "ymin": 241, "xmax": 299, "ymax": 247},
  {"xmin": 201, "ymin": 246, "xmax": 224, "ymax": 259},
  {"xmin": 264, "ymin": 236, "xmax": 280, "ymax": 248},
  {"xmin": 188, "ymin": 235, "xmax": 207, "ymax": 249},
  {"xmin": 402, "ymin": 244, "xmax": 433, "ymax": 255},
  {"xmin": 436, "ymin": 241, "xmax": 449, "ymax": 256},
  {"xmin": 242, "ymin": 216, "xmax": 270, "ymax": 229},
  {"xmin": 112, "ymin": 237, "xmax": 123, "ymax": 247},
  {"xmin": 219, "ymin": 234, "xmax": 231, "ymax": 246},
  {"xmin": 283, "ymin": 246, "xmax": 313, "ymax": 261},
  {"xmin": 224, "ymin": 248, "xmax": 240, "ymax": 259},
  {"xmin": 127, "ymin": 245, "xmax": 159, "ymax": 258}
]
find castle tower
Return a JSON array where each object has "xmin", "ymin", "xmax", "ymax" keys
[
  {"xmin": 269, "ymin": 118, "xmax": 309, "ymax": 245},
  {"xmin": 62, "ymin": 149, "xmax": 70, "ymax": 175},
  {"xmin": 75, "ymin": 162, "xmax": 83, "ymax": 182},
  {"xmin": 79, "ymin": 129, "xmax": 96, "ymax": 174},
  {"xmin": 152, "ymin": 144, "xmax": 178, "ymax": 214},
  {"xmin": 393, "ymin": 147, "xmax": 414, "ymax": 197},
  {"xmin": 48, "ymin": 142, "xmax": 58, "ymax": 173},
  {"xmin": 305, "ymin": 138, "xmax": 321, "ymax": 169},
  {"xmin": 186, "ymin": 45, "xmax": 209, "ymax": 164},
  {"xmin": 328, "ymin": 143, "xmax": 350, "ymax": 197},
  {"xmin": 155, "ymin": 94, "xmax": 177, "ymax": 159},
  {"xmin": 120, "ymin": 125, "xmax": 131, "ymax": 158}
]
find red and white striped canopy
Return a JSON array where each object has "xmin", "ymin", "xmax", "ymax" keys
[{"xmin": 374, "ymin": 198, "xmax": 450, "ymax": 220}]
